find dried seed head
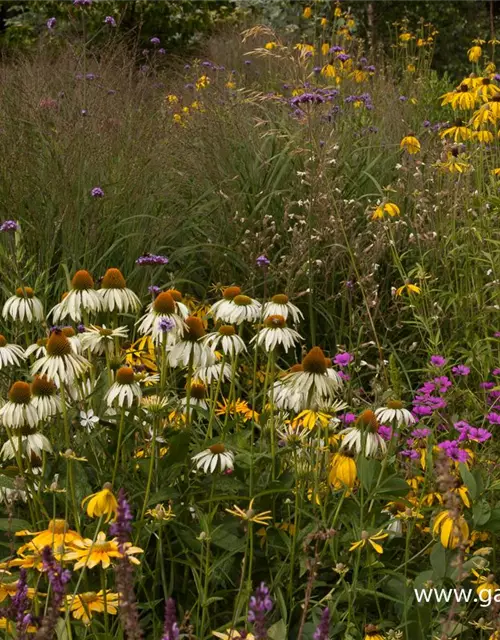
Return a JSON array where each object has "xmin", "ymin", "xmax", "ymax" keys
[
  {"xmin": 15, "ymin": 286, "xmax": 34, "ymax": 298},
  {"xmin": 356, "ymin": 409, "xmax": 378, "ymax": 431},
  {"xmin": 218, "ymin": 325, "xmax": 236, "ymax": 336},
  {"xmin": 209, "ymin": 443, "xmax": 225, "ymax": 454},
  {"xmin": 184, "ymin": 316, "xmax": 206, "ymax": 340},
  {"xmin": 31, "ymin": 375, "xmax": 56, "ymax": 397},
  {"xmin": 223, "ymin": 286, "xmax": 241, "ymax": 300}
]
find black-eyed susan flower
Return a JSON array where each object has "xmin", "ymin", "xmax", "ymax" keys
[
  {"xmin": 439, "ymin": 119, "xmax": 473, "ymax": 142},
  {"xmin": 136, "ymin": 291, "xmax": 185, "ymax": 345},
  {"xmin": 98, "ymin": 268, "xmax": 141, "ymax": 314},
  {"xmin": 251, "ymin": 315, "xmax": 302, "ymax": 353},
  {"xmin": 0, "ymin": 578, "xmax": 36, "ymax": 602},
  {"xmin": 292, "ymin": 409, "xmax": 331, "ymax": 430},
  {"xmin": 105, "ymin": 366, "xmax": 142, "ymax": 407},
  {"xmin": 2, "ymin": 286, "xmax": 44, "ymax": 323},
  {"xmin": 16, "ymin": 519, "xmax": 82, "ymax": 554},
  {"xmin": 0, "ymin": 381, "xmax": 38, "ymax": 429},
  {"xmin": 66, "ymin": 531, "xmax": 142, "ymax": 569},
  {"xmin": 31, "ymin": 375, "xmax": 61, "ymax": 419},
  {"xmin": 124, "ymin": 335, "xmax": 157, "ymax": 372},
  {"xmin": 202, "ymin": 324, "xmax": 247, "ymax": 357},
  {"xmin": 81, "ymin": 484, "xmax": 118, "ymax": 522},
  {"xmin": 302, "ymin": 6, "xmax": 312, "ymax": 18},
  {"xmin": 468, "ymin": 45, "xmax": 482, "ymax": 62},
  {"xmin": 435, "ymin": 147, "xmax": 471, "ymax": 173},
  {"xmin": 51, "ymin": 269, "xmax": 101, "ymax": 323},
  {"xmin": 168, "ymin": 316, "xmax": 215, "ymax": 368},
  {"xmin": 226, "ymin": 498, "xmax": 272, "ymax": 526},
  {"xmin": 80, "ymin": 324, "xmax": 128, "ymax": 355},
  {"xmin": 364, "ymin": 625, "xmax": 385, "ymax": 640},
  {"xmin": 349, "ymin": 529, "xmax": 388, "ymax": 554},
  {"xmin": 340, "ymin": 409, "xmax": 387, "ymax": 457},
  {"xmin": 216, "ymin": 398, "xmax": 259, "ymax": 421},
  {"xmin": 395, "ymin": 282, "xmax": 421, "ymax": 296},
  {"xmin": 328, "ymin": 452, "xmax": 357, "ymax": 490},
  {"xmin": 213, "ymin": 631, "xmax": 256, "ymax": 640},
  {"xmin": 262, "ymin": 293, "xmax": 303, "ymax": 325},
  {"xmin": 31, "ymin": 329, "xmax": 90, "ymax": 385},
  {"xmin": 441, "ymin": 84, "xmax": 476, "ymax": 110},
  {"xmin": 475, "ymin": 76, "xmax": 500, "ymax": 101},
  {"xmin": 400, "ymin": 134, "xmax": 420, "ymax": 154},
  {"xmin": 192, "ymin": 443, "xmax": 234, "ymax": 473},
  {"xmin": 145, "ymin": 503, "xmax": 176, "ymax": 521},
  {"xmin": 432, "ymin": 510, "xmax": 469, "ymax": 548},
  {"xmin": 0, "ymin": 335, "xmax": 25, "ymax": 369},
  {"xmin": 66, "ymin": 590, "xmax": 119, "ymax": 625},
  {"xmin": 471, "ymin": 571, "xmax": 500, "ymax": 598},
  {"xmin": 371, "ymin": 202, "xmax": 400, "ymax": 220},
  {"xmin": 264, "ymin": 41, "xmax": 277, "ymax": 50},
  {"xmin": 375, "ymin": 400, "xmax": 415, "ymax": 427}
]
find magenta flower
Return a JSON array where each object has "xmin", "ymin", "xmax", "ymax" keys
[
  {"xmin": 486, "ymin": 412, "xmax": 500, "ymax": 425},
  {"xmin": 430, "ymin": 355, "xmax": 446, "ymax": 367},
  {"xmin": 334, "ymin": 352, "xmax": 353, "ymax": 367},
  {"xmin": 452, "ymin": 364, "xmax": 470, "ymax": 376},
  {"xmin": 378, "ymin": 425, "xmax": 393, "ymax": 441}
]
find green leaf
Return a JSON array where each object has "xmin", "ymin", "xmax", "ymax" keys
[
  {"xmin": 0, "ymin": 518, "xmax": 31, "ymax": 532},
  {"xmin": 357, "ymin": 457, "xmax": 380, "ymax": 493},
  {"xmin": 376, "ymin": 475, "xmax": 410, "ymax": 497},
  {"xmin": 430, "ymin": 543, "xmax": 447, "ymax": 579},
  {"xmin": 211, "ymin": 527, "xmax": 245, "ymax": 553},
  {"xmin": 473, "ymin": 500, "xmax": 491, "ymax": 527},
  {"xmin": 459, "ymin": 463, "xmax": 477, "ymax": 499},
  {"xmin": 268, "ymin": 619, "xmax": 287, "ymax": 640},
  {"xmin": 0, "ymin": 475, "xmax": 15, "ymax": 490}
]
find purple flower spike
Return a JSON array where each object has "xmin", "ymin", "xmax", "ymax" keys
[
  {"xmin": 109, "ymin": 488, "xmax": 133, "ymax": 548},
  {"xmin": 313, "ymin": 607, "xmax": 330, "ymax": 640},
  {"xmin": 162, "ymin": 598, "xmax": 180, "ymax": 640},
  {"xmin": 248, "ymin": 582, "xmax": 273, "ymax": 640},
  {"xmin": 0, "ymin": 220, "xmax": 20, "ymax": 232},
  {"xmin": 159, "ymin": 317, "xmax": 176, "ymax": 333}
]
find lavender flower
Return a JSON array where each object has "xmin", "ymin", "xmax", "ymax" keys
[
  {"xmin": 256, "ymin": 255, "xmax": 270, "ymax": 268},
  {"xmin": 248, "ymin": 582, "xmax": 273, "ymax": 639},
  {"xmin": 0, "ymin": 220, "xmax": 20, "ymax": 232},
  {"xmin": 313, "ymin": 607, "xmax": 330, "ymax": 640},
  {"xmin": 6, "ymin": 568, "xmax": 30, "ymax": 639},
  {"xmin": 90, "ymin": 187, "xmax": 104, "ymax": 198},
  {"xmin": 162, "ymin": 598, "xmax": 180, "ymax": 640},
  {"xmin": 46, "ymin": 17, "xmax": 56, "ymax": 29},
  {"xmin": 104, "ymin": 16, "xmax": 116, "ymax": 26},
  {"xmin": 135, "ymin": 253, "xmax": 169, "ymax": 266},
  {"xmin": 109, "ymin": 488, "xmax": 133, "ymax": 548}
]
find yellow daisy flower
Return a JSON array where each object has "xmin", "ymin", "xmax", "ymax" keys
[
  {"xmin": 66, "ymin": 590, "xmax": 119, "ymax": 625},
  {"xmin": 432, "ymin": 510, "xmax": 469, "ymax": 549},
  {"xmin": 81, "ymin": 484, "xmax": 118, "ymax": 522},
  {"xmin": 349, "ymin": 529, "xmax": 389, "ymax": 554},
  {"xmin": 400, "ymin": 134, "xmax": 420, "ymax": 154}
]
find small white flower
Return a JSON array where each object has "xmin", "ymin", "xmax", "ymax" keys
[
  {"xmin": 192, "ymin": 444, "xmax": 234, "ymax": 473},
  {"xmin": 80, "ymin": 409, "xmax": 99, "ymax": 430},
  {"xmin": 80, "ymin": 324, "xmax": 129, "ymax": 355},
  {"xmin": 3, "ymin": 287, "xmax": 44, "ymax": 323}
]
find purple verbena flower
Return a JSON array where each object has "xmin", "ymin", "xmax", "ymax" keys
[
  {"xmin": 151, "ymin": 37, "xmax": 161, "ymax": 45},
  {"xmin": 256, "ymin": 255, "xmax": 270, "ymax": 268},
  {"xmin": 46, "ymin": 17, "xmax": 56, "ymax": 29},
  {"xmin": 0, "ymin": 220, "xmax": 20, "ymax": 232},
  {"xmin": 135, "ymin": 253, "xmax": 169, "ymax": 266},
  {"xmin": 90, "ymin": 187, "xmax": 104, "ymax": 198},
  {"xmin": 105, "ymin": 15, "xmax": 117, "ymax": 26},
  {"xmin": 159, "ymin": 318, "xmax": 176, "ymax": 333},
  {"xmin": 148, "ymin": 285, "xmax": 161, "ymax": 297}
]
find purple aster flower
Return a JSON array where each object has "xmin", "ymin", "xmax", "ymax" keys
[
  {"xmin": 256, "ymin": 255, "xmax": 270, "ymax": 268},
  {"xmin": 400, "ymin": 449, "xmax": 419, "ymax": 459},
  {"xmin": 454, "ymin": 420, "xmax": 472, "ymax": 432},
  {"xmin": 467, "ymin": 427, "xmax": 492, "ymax": 443},
  {"xmin": 46, "ymin": 17, "xmax": 56, "ymax": 29},
  {"xmin": 430, "ymin": 355, "xmax": 446, "ymax": 367},
  {"xmin": 90, "ymin": 186, "xmax": 104, "ymax": 198},
  {"xmin": 339, "ymin": 412, "xmax": 356, "ymax": 424},
  {"xmin": 159, "ymin": 317, "xmax": 176, "ymax": 333},
  {"xmin": 162, "ymin": 598, "xmax": 180, "ymax": 640},
  {"xmin": 378, "ymin": 425, "xmax": 393, "ymax": 441},
  {"xmin": 452, "ymin": 364, "xmax": 470, "ymax": 376},
  {"xmin": 486, "ymin": 411, "xmax": 500, "ymax": 425},
  {"xmin": 148, "ymin": 285, "xmax": 161, "ymax": 297},
  {"xmin": 135, "ymin": 253, "xmax": 169, "ymax": 266},
  {"xmin": 334, "ymin": 352, "xmax": 353, "ymax": 367},
  {"xmin": 104, "ymin": 15, "xmax": 116, "ymax": 26},
  {"xmin": 438, "ymin": 440, "xmax": 469, "ymax": 462},
  {"xmin": 150, "ymin": 37, "xmax": 161, "ymax": 45},
  {"xmin": 434, "ymin": 376, "xmax": 452, "ymax": 393},
  {"xmin": 248, "ymin": 582, "xmax": 273, "ymax": 640},
  {"xmin": 313, "ymin": 607, "xmax": 330, "ymax": 640},
  {"xmin": 0, "ymin": 220, "xmax": 20, "ymax": 232}
]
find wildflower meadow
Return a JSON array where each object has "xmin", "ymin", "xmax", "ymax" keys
[{"xmin": 0, "ymin": 2, "xmax": 500, "ymax": 639}]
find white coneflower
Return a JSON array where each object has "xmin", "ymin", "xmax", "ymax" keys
[
  {"xmin": 272, "ymin": 365, "xmax": 307, "ymax": 412},
  {"xmin": 3, "ymin": 287, "xmax": 44, "ymax": 323},
  {"xmin": 180, "ymin": 381, "xmax": 209, "ymax": 412},
  {"xmin": 375, "ymin": 400, "xmax": 416, "ymax": 427},
  {"xmin": 0, "ymin": 335, "xmax": 25, "ymax": 368},
  {"xmin": 209, "ymin": 286, "xmax": 242, "ymax": 322},
  {"xmin": 31, "ymin": 330, "xmax": 90, "ymax": 385},
  {"xmin": 51, "ymin": 270, "xmax": 101, "ymax": 323},
  {"xmin": 340, "ymin": 410, "xmax": 387, "ymax": 457},
  {"xmin": 136, "ymin": 291, "xmax": 184, "ymax": 345},
  {"xmin": 283, "ymin": 347, "xmax": 342, "ymax": 405},
  {"xmin": 105, "ymin": 366, "xmax": 142, "ymax": 407},
  {"xmin": 168, "ymin": 316, "xmax": 215, "ymax": 368},
  {"xmin": 276, "ymin": 422, "xmax": 309, "ymax": 447},
  {"xmin": 226, "ymin": 294, "xmax": 262, "ymax": 324},
  {"xmin": 202, "ymin": 325, "xmax": 247, "ymax": 357},
  {"xmin": 80, "ymin": 324, "xmax": 129, "ymax": 355},
  {"xmin": 0, "ymin": 382, "xmax": 38, "ymax": 429},
  {"xmin": 140, "ymin": 395, "xmax": 168, "ymax": 415},
  {"xmin": 263, "ymin": 293, "xmax": 303, "ymax": 325},
  {"xmin": 25, "ymin": 337, "xmax": 47, "ymax": 359},
  {"xmin": 192, "ymin": 443, "xmax": 234, "ymax": 473},
  {"xmin": 31, "ymin": 375, "xmax": 62, "ymax": 420},
  {"xmin": 165, "ymin": 288, "xmax": 189, "ymax": 318},
  {"xmin": 251, "ymin": 315, "xmax": 302, "ymax": 353},
  {"xmin": 193, "ymin": 362, "xmax": 233, "ymax": 385},
  {"xmin": 98, "ymin": 268, "xmax": 141, "ymax": 314},
  {"xmin": 1, "ymin": 428, "xmax": 52, "ymax": 460},
  {"xmin": 60, "ymin": 326, "xmax": 82, "ymax": 354}
]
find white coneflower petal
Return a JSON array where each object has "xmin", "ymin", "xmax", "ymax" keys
[
  {"xmin": 3, "ymin": 287, "xmax": 45, "ymax": 323},
  {"xmin": 25, "ymin": 339, "xmax": 47, "ymax": 359},
  {"xmin": 168, "ymin": 316, "xmax": 214, "ymax": 368},
  {"xmin": 192, "ymin": 444, "xmax": 234, "ymax": 473},
  {"xmin": 263, "ymin": 294, "xmax": 303, "ymax": 325},
  {"xmin": 375, "ymin": 401, "xmax": 415, "ymax": 427},
  {"xmin": 193, "ymin": 362, "xmax": 233, "ymax": 385},
  {"xmin": 50, "ymin": 270, "xmax": 101, "ymax": 323},
  {"xmin": 202, "ymin": 325, "xmax": 246, "ymax": 357},
  {"xmin": 0, "ymin": 335, "xmax": 25, "ymax": 369},
  {"xmin": 98, "ymin": 268, "xmax": 141, "ymax": 314},
  {"xmin": 105, "ymin": 367, "xmax": 142, "ymax": 407},
  {"xmin": 1, "ymin": 430, "xmax": 52, "ymax": 460},
  {"xmin": 340, "ymin": 426, "xmax": 387, "ymax": 457},
  {"xmin": 31, "ymin": 331, "xmax": 90, "ymax": 386},
  {"xmin": 0, "ymin": 382, "xmax": 38, "ymax": 429},
  {"xmin": 251, "ymin": 315, "xmax": 302, "ymax": 353},
  {"xmin": 80, "ymin": 325, "xmax": 129, "ymax": 355},
  {"xmin": 136, "ymin": 292, "xmax": 185, "ymax": 345},
  {"xmin": 31, "ymin": 375, "xmax": 62, "ymax": 420}
]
